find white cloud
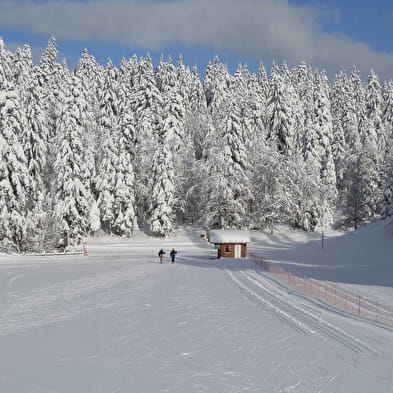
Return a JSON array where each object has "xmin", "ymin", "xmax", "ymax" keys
[{"xmin": 0, "ymin": 0, "xmax": 392, "ymax": 79}]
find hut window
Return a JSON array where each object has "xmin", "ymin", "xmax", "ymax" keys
[{"xmin": 225, "ymin": 245, "xmax": 232, "ymax": 253}]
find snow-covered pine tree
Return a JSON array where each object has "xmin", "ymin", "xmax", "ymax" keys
[
  {"xmin": 349, "ymin": 66, "xmax": 366, "ymax": 148},
  {"xmin": 74, "ymin": 48, "xmax": 102, "ymax": 115},
  {"xmin": 113, "ymin": 67, "xmax": 138, "ymax": 236},
  {"xmin": 203, "ymin": 57, "xmax": 231, "ymax": 135},
  {"xmin": 112, "ymin": 141, "xmax": 138, "ymax": 236},
  {"xmin": 156, "ymin": 56, "xmax": 191, "ymax": 223},
  {"xmin": 248, "ymin": 63, "xmax": 267, "ymax": 145},
  {"xmin": 355, "ymin": 70, "xmax": 387, "ymax": 220},
  {"xmin": 131, "ymin": 54, "xmax": 163, "ymax": 225},
  {"xmin": 250, "ymin": 144, "xmax": 286, "ymax": 230},
  {"xmin": 231, "ymin": 64, "xmax": 256, "ymax": 146},
  {"xmin": 331, "ymin": 70, "xmax": 351, "ymax": 189},
  {"xmin": 257, "ymin": 61, "xmax": 269, "ymax": 103},
  {"xmin": 362, "ymin": 69, "xmax": 386, "ymax": 152},
  {"xmin": 155, "ymin": 56, "xmax": 186, "ymax": 152},
  {"xmin": 265, "ymin": 63, "xmax": 295, "ymax": 155},
  {"xmin": 149, "ymin": 125, "xmax": 177, "ymax": 237},
  {"xmin": 199, "ymin": 95, "xmax": 253, "ymax": 229},
  {"xmin": 0, "ymin": 86, "xmax": 30, "ymax": 250},
  {"xmin": 95, "ymin": 59, "xmax": 120, "ymax": 233},
  {"xmin": 37, "ymin": 36, "xmax": 68, "ymax": 140},
  {"xmin": 186, "ymin": 65, "xmax": 209, "ymax": 161},
  {"xmin": 382, "ymin": 163, "xmax": 393, "ymax": 222},
  {"xmin": 181, "ymin": 64, "xmax": 210, "ymax": 224},
  {"xmin": 12, "ymin": 45, "xmax": 33, "ymax": 87},
  {"xmin": 311, "ymin": 70, "xmax": 337, "ymax": 226},
  {"xmin": 291, "ymin": 62, "xmax": 314, "ymax": 153},
  {"xmin": 52, "ymin": 75, "xmax": 93, "ymax": 243},
  {"xmin": 382, "ymin": 80, "xmax": 393, "ymax": 151},
  {"xmin": 20, "ymin": 67, "xmax": 50, "ymax": 245},
  {"xmin": 0, "ymin": 37, "xmax": 13, "ymax": 90},
  {"xmin": 340, "ymin": 146, "xmax": 382, "ymax": 230}
]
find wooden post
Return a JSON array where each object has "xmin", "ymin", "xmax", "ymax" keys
[
  {"xmin": 334, "ymin": 286, "xmax": 336, "ymax": 306},
  {"xmin": 358, "ymin": 296, "xmax": 361, "ymax": 316}
]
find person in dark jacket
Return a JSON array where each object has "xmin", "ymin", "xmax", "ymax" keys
[
  {"xmin": 158, "ymin": 249, "xmax": 165, "ymax": 263},
  {"xmin": 170, "ymin": 248, "xmax": 177, "ymax": 263}
]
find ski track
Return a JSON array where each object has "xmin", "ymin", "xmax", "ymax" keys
[{"xmin": 223, "ymin": 264, "xmax": 376, "ymax": 355}]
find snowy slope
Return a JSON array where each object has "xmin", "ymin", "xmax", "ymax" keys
[
  {"xmin": 249, "ymin": 220, "xmax": 393, "ymax": 303},
  {"xmin": 0, "ymin": 225, "xmax": 392, "ymax": 393}
]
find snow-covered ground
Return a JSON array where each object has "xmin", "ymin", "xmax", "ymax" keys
[{"xmin": 0, "ymin": 223, "xmax": 393, "ymax": 393}]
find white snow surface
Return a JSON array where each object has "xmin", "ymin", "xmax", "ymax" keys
[
  {"xmin": 208, "ymin": 229, "xmax": 251, "ymax": 244},
  {"xmin": 0, "ymin": 222, "xmax": 393, "ymax": 393}
]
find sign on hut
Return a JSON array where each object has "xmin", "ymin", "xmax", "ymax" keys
[{"xmin": 207, "ymin": 230, "xmax": 250, "ymax": 259}]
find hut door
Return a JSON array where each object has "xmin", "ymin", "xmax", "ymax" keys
[{"xmin": 235, "ymin": 244, "xmax": 241, "ymax": 258}]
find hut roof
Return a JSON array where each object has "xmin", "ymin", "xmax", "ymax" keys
[{"xmin": 208, "ymin": 230, "xmax": 250, "ymax": 244}]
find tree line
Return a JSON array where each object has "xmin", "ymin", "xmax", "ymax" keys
[{"xmin": 0, "ymin": 36, "xmax": 392, "ymax": 251}]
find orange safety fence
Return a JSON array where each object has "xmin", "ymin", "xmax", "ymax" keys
[{"xmin": 248, "ymin": 253, "xmax": 393, "ymax": 327}]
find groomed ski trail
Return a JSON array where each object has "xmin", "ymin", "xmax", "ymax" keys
[{"xmin": 222, "ymin": 262, "xmax": 377, "ymax": 355}]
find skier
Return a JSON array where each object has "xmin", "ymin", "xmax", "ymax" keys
[
  {"xmin": 158, "ymin": 249, "xmax": 165, "ymax": 263},
  {"xmin": 170, "ymin": 248, "xmax": 177, "ymax": 263}
]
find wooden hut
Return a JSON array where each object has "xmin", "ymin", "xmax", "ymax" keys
[{"xmin": 207, "ymin": 230, "xmax": 250, "ymax": 258}]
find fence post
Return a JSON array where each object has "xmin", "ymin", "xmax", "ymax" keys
[
  {"xmin": 358, "ymin": 296, "xmax": 361, "ymax": 316},
  {"xmin": 376, "ymin": 301, "xmax": 379, "ymax": 322},
  {"xmin": 334, "ymin": 286, "xmax": 336, "ymax": 306}
]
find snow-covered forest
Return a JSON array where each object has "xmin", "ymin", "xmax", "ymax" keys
[{"xmin": 1, "ymin": 36, "xmax": 393, "ymax": 251}]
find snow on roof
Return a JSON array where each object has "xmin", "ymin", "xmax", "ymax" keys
[{"xmin": 208, "ymin": 229, "xmax": 250, "ymax": 244}]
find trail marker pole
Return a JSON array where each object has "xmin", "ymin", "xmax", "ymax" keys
[
  {"xmin": 83, "ymin": 238, "xmax": 88, "ymax": 256},
  {"xmin": 334, "ymin": 286, "xmax": 336, "ymax": 306},
  {"xmin": 325, "ymin": 283, "xmax": 328, "ymax": 303}
]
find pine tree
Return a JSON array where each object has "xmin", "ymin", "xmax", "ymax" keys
[
  {"xmin": 112, "ymin": 144, "xmax": 138, "ymax": 236},
  {"xmin": 382, "ymin": 163, "xmax": 393, "ymax": 221},
  {"xmin": 21, "ymin": 70, "xmax": 50, "ymax": 242},
  {"xmin": 362, "ymin": 69, "xmax": 385, "ymax": 151},
  {"xmin": 340, "ymin": 147, "xmax": 382, "ymax": 230},
  {"xmin": 203, "ymin": 56, "xmax": 231, "ymax": 140},
  {"xmin": 132, "ymin": 54, "xmax": 163, "ymax": 225},
  {"xmin": 186, "ymin": 65, "xmax": 209, "ymax": 160},
  {"xmin": 95, "ymin": 59, "xmax": 120, "ymax": 233},
  {"xmin": 52, "ymin": 75, "xmax": 93, "ymax": 242},
  {"xmin": 149, "ymin": 133, "xmax": 176, "ymax": 236},
  {"xmin": 331, "ymin": 70, "xmax": 351, "ymax": 188},
  {"xmin": 265, "ymin": 63, "xmax": 294, "ymax": 155},
  {"xmin": 200, "ymin": 96, "xmax": 253, "ymax": 229},
  {"xmin": 0, "ymin": 87, "xmax": 30, "ymax": 250},
  {"xmin": 312, "ymin": 70, "xmax": 337, "ymax": 225},
  {"xmin": 37, "ymin": 36, "xmax": 68, "ymax": 140},
  {"xmin": 382, "ymin": 81, "xmax": 393, "ymax": 149},
  {"xmin": 0, "ymin": 37, "xmax": 13, "ymax": 90},
  {"xmin": 12, "ymin": 45, "xmax": 33, "ymax": 87},
  {"xmin": 156, "ymin": 56, "xmax": 186, "ymax": 152},
  {"xmin": 113, "ymin": 82, "xmax": 138, "ymax": 236}
]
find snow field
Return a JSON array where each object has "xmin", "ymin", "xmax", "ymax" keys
[{"xmin": 0, "ymin": 226, "xmax": 392, "ymax": 392}]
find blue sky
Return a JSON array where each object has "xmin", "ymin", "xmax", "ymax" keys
[{"xmin": 1, "ymin": 0, "xmax": 393, "ymax": 81}]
